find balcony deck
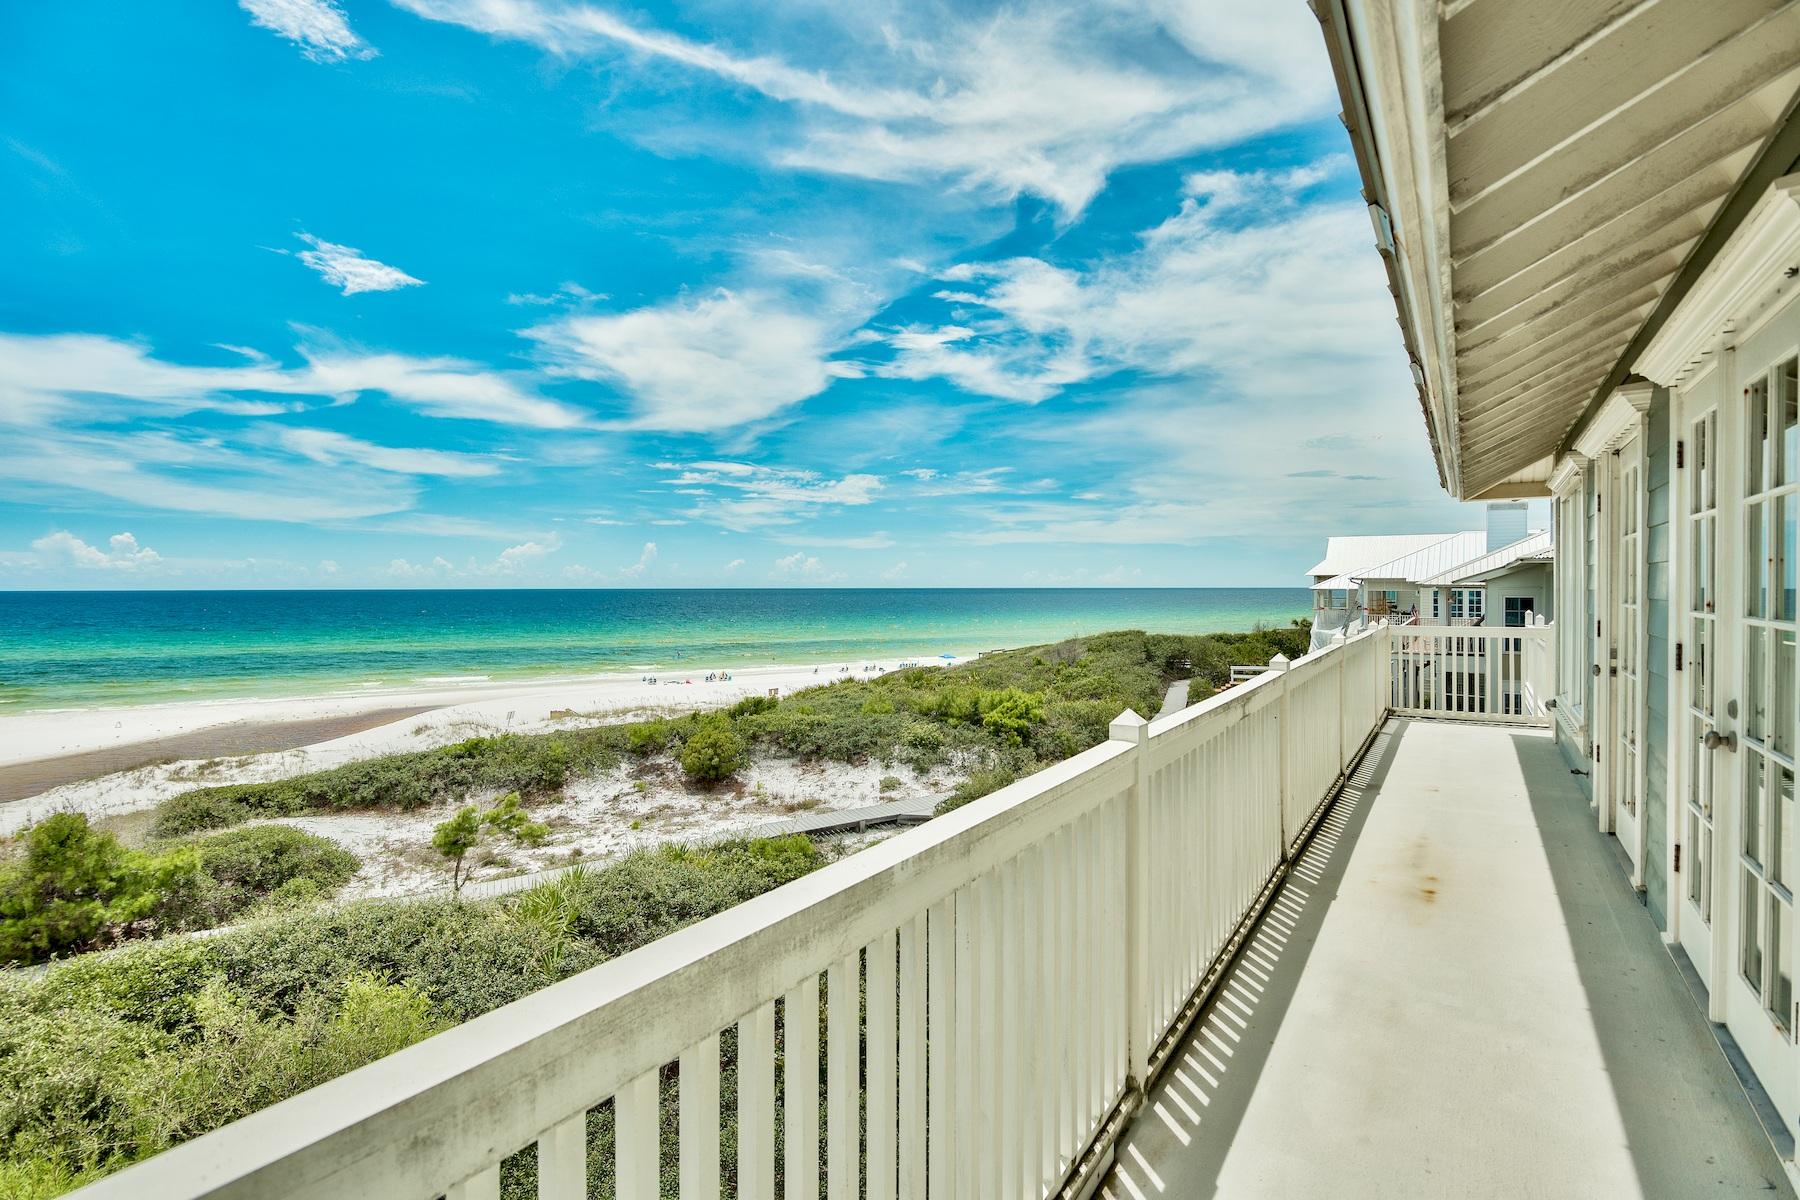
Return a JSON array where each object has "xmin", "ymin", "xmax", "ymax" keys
[{"xmin": 1105, "ymin": 718, "xmax": 1793, "ymax": 1200}]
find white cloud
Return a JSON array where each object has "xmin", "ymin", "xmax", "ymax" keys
[
  {"xmin": 0, "ymin": 332, "xmax": 585, "ymax": 430},
  {"xmin": 621, "ymin": 541, "xmax": 658, "ymax": 578},
  {"xmin": 875, "ymin": 166, "xmax": 1375, "ymax": 404},
  {"xmin": 773, "ymin": 551, "xmax": 843, "ymax": 583},
  {"xmin": 658, "ymin": 461, "xmax": 882, "ymax": 532},
  {"xmin": 240, "ymin": 0, "xmax": 375, "ymax": 63},
  {"xmin": 882, "ymin": 560, "xmax": 908, "ymax": 580},
  {"xmin": 780, "ymin": 533, "xmax": 894, "ymax": 549},
  {"xmin": 724, "ymin": 558, "xmax": 745, "ymax": 573},
  {"xmin": 299, "ymin": 350, "xmax": 586, "ymax": 428},
  {"xmin": 483, "ymin": 534, "xmax": 562, "ymax": 574},
  {"xmin": 274, "ymin": 427, "xmax": 500, "ymax": 477},
  {"xmin": 291, "ymin": 233, "xmax": 424, "ymax": 296},
  {"xmin": 392, "ymin": 1, "xmax": 1332, "ymax": 216},
  {"xmin": 527, "ymin": 289, "xmax": 840, "ymax": 431},
  {"xmin": 30, "ymin": 530, "xmax": 162, "ymax": 570},
  {"xmin": 0, "ymin": 427, "xmax": 415, "ymax": 523}
]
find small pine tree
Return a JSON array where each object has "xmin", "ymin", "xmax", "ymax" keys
[{"xmin": 431, "ymin": 792, "xmax": 550, "ymax": 895}]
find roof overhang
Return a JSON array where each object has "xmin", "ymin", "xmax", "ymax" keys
[{"xmin": 1314, "ymin": 0, "xmax": 1800, "ymax": 500}]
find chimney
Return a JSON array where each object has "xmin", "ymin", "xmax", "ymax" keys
[{"xmin": 1486, "ymin": 501, "xmax": 1528, "ymax": 549}]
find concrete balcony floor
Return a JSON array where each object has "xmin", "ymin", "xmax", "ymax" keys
[{"xmin": 1103, "ymin": 719, "xmax": 1794, "ymax": 1199}]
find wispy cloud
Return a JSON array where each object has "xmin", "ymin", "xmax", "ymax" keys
[
  {"xmin": 0, "ymin": 332, "xmax": 586, "ymax": 431},
  {"xmin": 872, "ymin": 165, "xmax": 1368, "ymax": 404},
  {"xmin": 658, "ymin": 460, "xmax": 881, "ymax": 532},
  {"xmin": 273, "ymin": 427, "xmax": 500, "ymax": 477},
  {"xmin": 290, "ymin": 233, "xmax": 424, "ymax": 295},
  {"xmin": 241, "ymin": 0, "xmax": 375, "ymax": 62},
  {"xmin": 391, "ymin": 1, "xmax": 1333, "ymax": 216}
]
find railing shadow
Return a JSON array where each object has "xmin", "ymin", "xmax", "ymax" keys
[
  {"xmin": 1506, "ymin": 731, "xmax": 1793, "ymax": 1199},
  {"xmin": 1103, "ymin": 719, "xmax": 1408, "ymax": 1200}
]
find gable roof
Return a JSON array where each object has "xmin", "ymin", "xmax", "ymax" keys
[
  {"xmin": 1418, "ymin": 531, "xmax": 1555, "ymax": 587},
  {"xmin": 1306, "ymin": 534, "xmax": 1462, "ymax": 579},
  {"xmin": 1354, "ymin": 532, "xmax": 1491, "ymax": 585}
]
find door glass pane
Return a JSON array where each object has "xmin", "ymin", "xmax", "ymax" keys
[
  {"xmin": 1696, "ymin": 517, "xmax": 1714, "ymax": 612},
  {"xmin": 1774, "ymin": 899, "xmax": 1794, "ymax": 1036},
  {"xmin": 1690, "ymin": 810, "xmax": 1706, "ymax": 904},
  {"xmin": 1703, "ymin": 824, "xmax": 1715, "ymax": 919},
  {"xmin": 1695, "ymin": 417, "xmax": 1711, "ymax": 513},
  {"xmin": 1746, "ymin": 753, "xmax": 1765, "ymax": 866},
  {"xmin": 1784, "ymin": 494, "xmax": 1797, "ymax": 622},
  {"xmin": 1744, "ymin": 867, "xmax": 1766, "ymax": 993},
  {"xmin": 1749, "ymin": 625, "xmax": 1768, "ymax": 743},
  {"xmin": 1749, "ymin": 502, "xmax": 1769, "ymax": 618},
  {"xmin": 1780, "ymin": 357, "xmax": 1799, "ymax": 488},
  {"xmin": 1777, "ymin": 766, "xmax": 1794, "ymax": 890},
  {"xmin": 1779, "ymin": 632, "xmax": 1796, "ymax": 761},
  {"xmin": 1750, "ymin": 378, "xmax": 1769, "ymax": 496}
]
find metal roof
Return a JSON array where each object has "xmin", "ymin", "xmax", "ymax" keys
[
  {"xmin": 1315, "ymin": 0, "xmax": 1800, "ymax": 500},
  {"xmin": 1417, "ymin": 530, "xmax": 1555, "ymax": 586},
  {"xmin": 1353, "ymin": 531, "xmax": 1491, "ymax": 585},
  {"xmin": 1306, "ymin": 533, "xmax": 1462, "ymax": 579}
]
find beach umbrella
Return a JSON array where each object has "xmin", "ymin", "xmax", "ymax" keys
[{"xmin": 938, "ymin": 653, "xmax": 955, "ymax": 660}]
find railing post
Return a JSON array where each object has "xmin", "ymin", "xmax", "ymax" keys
[
  {"xmin": 1268, "ymin": 653, "xmax": 1292, "ymax": 857},
  {"xmin": 1109, "ymin": 708, "xmax": 1152, "ymax": 1095}
]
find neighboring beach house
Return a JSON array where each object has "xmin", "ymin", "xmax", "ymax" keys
[{"xmin": 1308, "ymin": 501, "xmax": 1551, "ymax": 645}]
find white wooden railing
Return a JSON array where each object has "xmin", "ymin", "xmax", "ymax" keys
[
  {"xmin": 74, "ymin": 623, "xmax": 1396, "ymax": 1200},
  {"xmin": 1388, "ymin": 620, "xmax": 1553, "ymax": 726}
]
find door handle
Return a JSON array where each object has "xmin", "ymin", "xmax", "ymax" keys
[{"xmin": 1703, "ymin": 729, "xmax": 1739, "ymax": 753}]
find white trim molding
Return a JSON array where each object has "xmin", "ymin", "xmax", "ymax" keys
[
  {"xmin": 1636, "ymin": 173, "xmax": 1800, "ymax": 389},
  {"xmin": 1572, "ymin": 382, "xmax": 1653, "ymax": 460},
  {"xmin": 1548, "ymin": 453, "xmax": 1588, "ymax": 497}
]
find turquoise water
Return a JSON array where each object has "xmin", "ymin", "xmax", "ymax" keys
[{"xmin": 0, "ymin": 588, "xmax": 1310, "ymax": 711}]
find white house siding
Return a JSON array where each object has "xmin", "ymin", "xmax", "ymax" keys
[{"xmin": 1480, "ymin": 562, "xmax": 1552, "ymax": 626}]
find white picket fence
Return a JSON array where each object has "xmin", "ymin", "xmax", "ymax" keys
[
  {"xmin": 73, "ymin": 623, "xmax": 1400, "ymax": 1200},
  {"xmin": 1387, "ymin": 621, "xmax": 1553, "ymax": 725}
]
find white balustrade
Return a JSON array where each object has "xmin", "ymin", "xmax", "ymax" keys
[
  {"xmin": 73, "ymin": 624, "xmax": 1399, "ymax": 1200},
  {"xmin": 1387, "ymin": 621, "xmax": 1554, "ymax": 725}
]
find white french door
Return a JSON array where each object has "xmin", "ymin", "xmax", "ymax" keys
[
  {"xmin": 1607, "ymin": 436, "xmax": 1647, "ymax": 880},
  {"xmin": 1676, "ymin": 380, "xmax": 1720, "ymax": 984},
  {"xmin": 1722, "ymin": 344, "xmax": 1799, "ymax": 1117}
]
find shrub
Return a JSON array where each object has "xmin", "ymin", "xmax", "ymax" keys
[
  {"xmin": 155, "ymin": 826, "xmax": 358, "ymax": 930},
  {"xmin": 934, "ymin": 764, "xmax": 1020, "ymax": 815},
  {"xmin": 0, "ymin": 815, "xmax": 199, "ymax": 965},
  {"xmin": 626, "ymin": 720, "xmax": 671, "ymax": 756},
  {"xmin": 680, "ymin": 718, "xmax": 747, "ymax": 785},
  {"xmin": 879, "ymin": 775, "xmax": 903, "ymax": 793},
  {"xmin": 0, "ymin": 835, "xmax": 825, "ymax": 1194},
  {"xmin": 151, "ymin": 792, "xmax": 251, "ymax": 839},
  {"xmin": 727, "ymin": 695, "xmax": 777, "ymax": 718}
]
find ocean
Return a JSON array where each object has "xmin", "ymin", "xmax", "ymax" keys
[{"xmin": 0, "ymin": 588, "xmax": 1310, "ymax": 711}]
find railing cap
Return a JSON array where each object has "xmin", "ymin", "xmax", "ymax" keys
[
  {"xmin": 1267, "ymin": 652, "xmax": 1290, "ymax": 670},
  {"xmin": 1108, "ymin": 708, "xmax": 1150, "ymax": 743}
]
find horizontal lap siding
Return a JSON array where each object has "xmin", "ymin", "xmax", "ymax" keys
[{"xmin": 1644, "ymin": 388, "xmax": 1671, "ymax": 929}]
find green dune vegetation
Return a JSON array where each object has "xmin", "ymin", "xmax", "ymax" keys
[
  {"xmin": 148, "ymin": 625, "xmax": 1310, "ymax": 841},
  {"xmin": 0, "ymin": 625, "xmax": 1308, "ymax": 1197}
]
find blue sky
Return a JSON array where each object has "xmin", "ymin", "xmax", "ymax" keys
[{"xmin": 0, "ymin": 0, "xmax": 1523, "ymax": 589}]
